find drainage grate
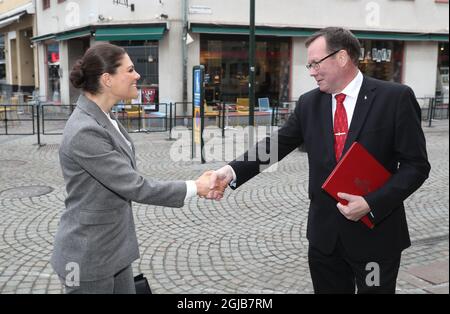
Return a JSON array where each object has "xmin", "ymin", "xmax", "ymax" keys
[
  {"xmin": 38, "ymin": 144, "xmax": 60, "ymax": 151},
  {"xmin": 0, "ymin": 185, "xmax": 54, "ymax": 199}
]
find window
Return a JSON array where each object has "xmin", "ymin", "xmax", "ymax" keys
[
  {"xmin": 113, "ymin": 41, "xmax": 160, "ymax": 103},
  {"xmin": 437, "ymin": 42, "xmax": 449, "ymax": 104},
  {"xmin": 358, "ymin": 40, "xmax": 404, "ymax": 83},
  {"xmin": 200, "ymin": 34, "xmax": 291, "ymax": 103},
  {"xmin": 0, "ymin": 35, "xmax": 5, "ymax": 84},
  {"xmin": 43, "ymin": 0, "xmax": 51, "ymax": 10},
  {"xmin": 46, "ymin": 43, "xmax": 61, "ymax": 103},
  {"xmin": 438, "ymin": 42, "xmax": 449, "ymax": 68}
]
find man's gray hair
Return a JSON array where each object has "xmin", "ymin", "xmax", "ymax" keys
[{"xmin": 305, "ymin": 27, "xmax": 361, "ymax": 66}]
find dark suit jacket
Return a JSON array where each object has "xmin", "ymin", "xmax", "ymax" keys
[{"xmin": 229, "ymin": 76, "xmax": 430, "ymax": 261}]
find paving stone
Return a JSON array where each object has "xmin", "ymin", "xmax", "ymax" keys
[
  {"xmin": 0, "ymin": 120, "xmax": 448, "ymax": 294},
  {"xmin": 406, "ymin": 260, "xmax": 449, "ymax": 284},
  {"xmin": 424, "ymin": 284, "xmax": 449, "ymax": 294}
]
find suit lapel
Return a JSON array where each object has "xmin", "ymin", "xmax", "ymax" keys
[
  {"xmin": 111, "ymin": 113, "xmax": 137, "ymax": 168},
  {"xmin": 104, "ymin": 115, "xmax": 137, "ymax": 169},
  {"xmin": 319, "ymin": 93, "xmax": 335, "ymax": 164},
  {"xmin": 343, "ymin": 76, "xmax": 376, "ymax": 155},
  {"xmin": 76, "ymin": 95, "xmax": 137, "ymax": 168}
]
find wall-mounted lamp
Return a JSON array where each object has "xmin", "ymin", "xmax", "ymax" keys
[{"xmin": 98, "ymin": 15, "xmax": 113, "ymax": 22}]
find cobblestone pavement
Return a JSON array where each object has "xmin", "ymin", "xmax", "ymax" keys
[{"xmin": 0, "ymin": 120, "xmax": 448, "ymax": 294}]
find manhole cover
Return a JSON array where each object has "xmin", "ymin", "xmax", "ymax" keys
[
  {"xmin": 0, "ymin": 160, "xmax": 27, "ymax": 169},
  {"xmin": 0, "ymin": 185, "xmax": 54, "ymax": 199}
]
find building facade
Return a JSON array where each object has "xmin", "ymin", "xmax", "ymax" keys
[
  {"xmin": 28, "ymin": 0, "xmax": 448, "ymax": 113},
  {"xmin": 0, "ymin": 0, "xmax": 36, "ymax": 99}
]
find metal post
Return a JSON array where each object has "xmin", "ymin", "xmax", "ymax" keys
[
  {"xmin": 271, "ymin": 103, "xmax": 276, "ymax": 127},
  {"xmin": 221, "ymin": 102, "xmax": 226, "ymax": 138},
  {"xmin": 182, "ymin": 0, "xmax": 189, "ymax": 115},
  {"xmin": 32, "ymin": 104, "xmax": 35, "ymax": 135},
  {"xmin": 138, "ymin": 104, "xmax": 142, "ymax": 132},
  {"xmin": 167, "ymin": 102, "xmax": 175, "ymax": 140},
  {"xmin": 35, "ymin": 101, "xmax": 45, "ymax": 146},
  {"xmin": 163, "ymin": 104, "xmax": 167, "ymax": 132},
  {"xmin": 249, "ymin": 0, "xmax": 256, "ymax": 130},
  {"xmin": 174, "ymin": 102, "xmax": 177, "ymax": 127},
  {"xmin": 275, "ymin": 101, "xmax": 280, "ymax": 125},
  {"xmin": 191, "ymin": 104, "xmax": 194, "ymax": 160},
  {"xmin": 428, "ymin": 97, "xmax": 435, "ymax": 127},
  {"xmin": 3, "ymin": 105, "xmax": 7, "ymax": 135},
  {"xmin": 42, "ymin": 104, "xmax": 46, "ymax": 134}
]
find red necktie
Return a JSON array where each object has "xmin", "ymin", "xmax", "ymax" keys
[{"xmin": 334, "ymin": 93, "xmax": 348, "ymax": 161}]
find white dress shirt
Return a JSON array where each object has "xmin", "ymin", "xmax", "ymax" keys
[
  {"xmin": 104, "ymin": 112, "xmax": 133, "ymax": 151},
  {"xmin": 331, "ymin": 70, "xmax": 363, "ymax": 128}
]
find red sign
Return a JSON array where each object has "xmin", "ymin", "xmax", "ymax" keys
[
  {"xmin": 51, "ymin": 52, "xmax": 60, "ymax": 63},
  {"xmin": 142, "ymin": 88, "xmax": 156, "ymax": 104}
]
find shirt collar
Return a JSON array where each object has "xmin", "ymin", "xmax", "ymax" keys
[
  {"xmin": 103, "ymin": 110, "xmax": 112, "ymax": 120},
  {"xmin": 332, "ymin": 70, "xmax": 363, "ymax": 99}
]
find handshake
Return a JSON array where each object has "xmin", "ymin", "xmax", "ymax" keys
[{"xmin": 195, "ymin": 165, "xmax": 235, "ymax": 200}]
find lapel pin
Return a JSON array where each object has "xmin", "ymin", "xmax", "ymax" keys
[{"xmin": 364, "ymin": 95, "xmax": 367, "ymax": 100}]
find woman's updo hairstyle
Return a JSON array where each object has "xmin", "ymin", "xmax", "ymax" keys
[{"xmin": 70, "ymin": 43, "xmax": 126, "ymax": 94}]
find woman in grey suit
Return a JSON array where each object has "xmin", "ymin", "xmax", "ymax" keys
[{"xmin": 51, "ymin": 43, "xmax": 213, "ymax": 294}]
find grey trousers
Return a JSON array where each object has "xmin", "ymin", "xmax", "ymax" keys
[{"xmin": 59, "ymin": 265, "xmax": 136, "ymax": 294}]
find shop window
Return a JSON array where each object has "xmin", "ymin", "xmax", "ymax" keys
[
  {"xmin": 0, "ymin": 35, "xmax": 5, "ymax": 85},
  {"xmin": 200, "ymin": 34, "xmax": 291, "ymax": 104},
  {"xmin": 113, "ymin": 41, "xmax": 159, "ymax": 104},
  {"xmin": 437, "ymin": 42, "xmax": 449, "ymax": 104},
  {"xmin": 358, "ymin": 40, "xmax": 404, "ymax": 83},
  {"xmin": 47, "ymin": 43, "xmax": 61, "ymax": 103},
  {"xmin": 43, "ymin": 0, "xmax": 51, "ymax": 10}
]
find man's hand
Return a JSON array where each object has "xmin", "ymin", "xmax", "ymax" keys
[
  {"xmin": 207, "ymin": 165, "xmax": 234, "ymax": 200},
  {"xmin": 195, "ymin": 171, "xmax": 215, "ymax": 198},
  {"xmin": 336, "ymin": 192, "xmax": 371, "ymax": 222}
]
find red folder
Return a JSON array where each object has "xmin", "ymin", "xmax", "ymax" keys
[{"xmin": 321, "ymin": 142, "xmax": 391, "ymax": 229}]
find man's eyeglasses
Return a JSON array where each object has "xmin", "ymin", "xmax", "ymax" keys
[{"xmin": 306, "ymin": 50, "xmax": 341, "ymax": 71}]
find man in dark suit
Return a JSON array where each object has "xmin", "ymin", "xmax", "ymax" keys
[{"xmin": 208, "ymin": 27, "xmax": 430, "ymax": 293}]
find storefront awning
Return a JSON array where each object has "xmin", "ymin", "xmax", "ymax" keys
[
  {"xmin": 32, "ymin": 24, "xmax": 168, "ymax": 43},
  {"xmin": 0, "ymin": 11, "xmax": 25, "ymax": 29},
  {"xmin": 191, "ymin": 24, "xmax": 449, "ymax": 42},
  {"xmin": 191, "ymin": 24, "xmax": 316, "ymax": 37},
  {"xmin": 31, "ymin": 33, "xmax": 56, "ymax": 43},
  {"xmin": 353, "ymin": 31, "xmax": 449, "ymax": 42},
  {"xmin": 94, "ymin": 24, "xmax": 167, "ymax": 41},
  {"xmin": 56, "ymin": 27, "xmax": 92, "ymax": 41}
]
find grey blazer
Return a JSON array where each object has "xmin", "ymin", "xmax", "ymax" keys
[{"xmin": 51, "ymin": 95, "xmax": 187, "ymax": 281}]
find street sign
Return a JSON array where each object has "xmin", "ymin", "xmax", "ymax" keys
[
  {"xmin": 113, "ymin": 0, "xmax": 129, "ymax": 6},
  {"xmin": 192, "ymin": 65, "xmax": 205, "ymax": 163}
]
